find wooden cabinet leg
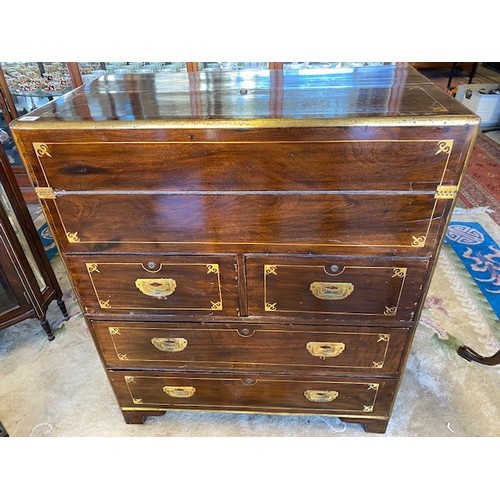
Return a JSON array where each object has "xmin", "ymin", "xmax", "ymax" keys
[
  {"xmin": 122, "ymin": 410, "xmax": 166, "ymax": 424},
  {"xmin": 362, "ymin": 419, "xmax": 389, "ymax": 434},
  {"xmin": 57, "ymin": 298, "xmax": 69, "ymax": 320},
  {"xmin": 340, "ymin": 417, "xmax": 389, "ymax": 434},
  {"xmin": 40, "ymin": 317, "xmax": 55, "ymax": 341}
]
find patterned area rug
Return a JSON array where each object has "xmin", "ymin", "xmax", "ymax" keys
[
  {"xmin": 459, "ymin": 133, "xmax": 500, "ymax": 225},
  {"xmin": 418, "ymin": 66, "xmax": 500, "ymax": 224},
  {"xmin": 444, "ymin": 220, "xmax": 500, "ymax": 319},
  {"xmin": 422, "ymin": 210, "xmax": 500, "ymax": 359},
  {"xmin": 33, "ymin": 214, "xmax": 58, "ymax": 260}
]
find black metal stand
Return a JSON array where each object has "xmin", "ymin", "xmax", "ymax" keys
[
  {"xmin": 457, "ymin": 345, "xmax": 500, "ymax": 366},
  {"xmin": 447, "ymin": 62, "xmax": 479, "ymax": 89}
]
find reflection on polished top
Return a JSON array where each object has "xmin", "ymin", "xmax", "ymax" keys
[{"xmin": 12, "ymin": 65, "xmax": 476, "ymax": 127}]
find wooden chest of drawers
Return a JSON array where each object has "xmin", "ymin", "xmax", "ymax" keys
[{"xmin": 11, "ymin": 65, "xmax": 479, "ymax": 433}]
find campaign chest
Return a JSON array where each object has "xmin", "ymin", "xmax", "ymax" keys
[{"xmin": 11, "ymin": 66, "xmax": 479, "ymax": 432}]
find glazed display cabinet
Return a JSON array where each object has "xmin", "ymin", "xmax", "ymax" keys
[{"xmin": 0, "ymin": 146, "xmax": 68, "ymax": 339}]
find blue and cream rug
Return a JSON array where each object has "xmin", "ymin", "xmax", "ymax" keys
[
  {"xmin": 445, "ymin": 220, "xmax": 500, "ymax": 319},
  {"xmin": 33, "ymin": 213, "xmax": 58, "ymax": 261}
]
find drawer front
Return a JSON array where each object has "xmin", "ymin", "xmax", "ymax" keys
[
  {"xmin": 29, "ymin": 139, "xmax": 457, "ymax": 192},
  {"xmin": 65, "ymin": 255, "xmax": 239, "ymax": 316},
  {"xmin": 110, "ymin": 371, "xmax": 396, "ymax": 416},
  {"xmin": 92, "ymin": 321, "xmax": 409, "ymax": 374},
  {"xmin": 246, "ymin": 255, "xmax": 429, "ymax": 322},
  {"xmin": 43, "ymin": 192, "xmax": 447, "ymax": 254}
]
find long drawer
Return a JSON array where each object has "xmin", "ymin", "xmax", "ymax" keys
[
  {"xmin": 246, "ymin": 254, "xmax": 429, "ymax": 322},
  {"xmin": 91, "ymin": 321, "xmax": 409, "ymax": 374},
  {"xmin": 40, "ymin": 191, "xmax": 448, "ymax": 254},
  {"xmin": 110, "ymin": 371, "xmax": 396, "ymax": 416},
  {"xmin": 65, "ymin": 254, "xmax": 240, "ymax": 317},
  {"xmin": 28, "ymin": 139, "xmax": 458, "ymax": 192}
]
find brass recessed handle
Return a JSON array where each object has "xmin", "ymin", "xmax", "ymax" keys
[
  {"xmin": 135, "ymin": 278, "xmax": 177, "ymax": 298},
  {"xmin": 304, "ymin": 390, "xmax": 339, "ymax": 403},
  {"xmin": 151, "ymin": 337, "xmax": 187, "ymax": 353},
  {"xmin": 306, "ymin": 342, "xmax": 345, "ymax": 359},
  {"xmin": 163, "ymin": 386, "xmax": 196, "ymax": 398},
  {"xmin": 309, "ymin": 282, "xmax": 354, "ymax": 300}
]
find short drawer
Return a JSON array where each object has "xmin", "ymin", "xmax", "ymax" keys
[
  {"xmin": 246, "ymin": 255, "xmax": 429, "ymax": 322},
  {"xmin": 110, "ymin": 371, "xmax": 396, "ymax": 417},
  {"xmin": 65, "ymin": 254, "xmax": 240, "ymax": 317},
  {"xmin": 92, "ymin": 321, "xmax": 409, "ymax": 374}
]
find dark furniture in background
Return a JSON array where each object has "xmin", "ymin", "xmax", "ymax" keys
[{"xmin": 0, "ymin": 147, "xmax": 68, "ymax": 339}]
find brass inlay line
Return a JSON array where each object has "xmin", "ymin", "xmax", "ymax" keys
[{"xmin": 410, "ymin": 85, "xmax": 452, "ymax": 114}]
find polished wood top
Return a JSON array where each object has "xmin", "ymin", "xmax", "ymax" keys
[{"xmin": 11, "ymin": 65, "xmax": 478, "ymax": 129}]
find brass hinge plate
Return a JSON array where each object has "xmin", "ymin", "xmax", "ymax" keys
[
  {"xmin": 435, "ymin": 185, "xmax": 458, "ymax": 199},
  {"xmin": 34, "ymin": 187, "xmax": 56, "ymax": 199}
]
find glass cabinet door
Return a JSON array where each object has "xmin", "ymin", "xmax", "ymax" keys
[
  {"xmin": 0, "ymin": 265, "xmax": 19, "ymax": 315},
  {"xmin": 0, "ymin": 62, "xmax": 74, "ymax": 116},
  {"xmin": 0, "ymin": 91, "xmax": 21, "ymax": 166},
  {"xmin": 0, "ymin": 178, "xmax": 46, "ymax": 292},
  {"xmin": 78, "ymin": 62, "xmax": 188, "ymax": 82},
  {"xmin": 0, "ymin": 196, "xmax": 29, "ymax": 319},
  {"xmin": 198, "ymin": 62, "xmax": 269, "ymax": 71}
]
